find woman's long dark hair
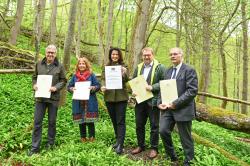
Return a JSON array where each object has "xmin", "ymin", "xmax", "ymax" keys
[{"xmin": 107, "ymin": 47, "xmax": 124, "ymax": 65}]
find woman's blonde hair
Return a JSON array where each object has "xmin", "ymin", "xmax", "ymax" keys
[{"xmin": 76, "ymin": 57, "xmax": 92, "ymax": 73}]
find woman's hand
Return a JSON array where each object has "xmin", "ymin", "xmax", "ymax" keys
[
  {"xmin": 101, "ymin": 86, "xmax": 106, "ymax": 92},
  {"xmin": 70, "ymin": 87, "xmax": 75, "ymax": 92},
  {"xmin": 121, "ymin": 67, "xmax": 127, "ymax": 75}
]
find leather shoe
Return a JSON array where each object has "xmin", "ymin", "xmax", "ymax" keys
[
  {"xmin": 131, "ymin": 147, "xmax": 144, "ymax": 155},
  {"xmin": 183, "ymin": 160, "xmax": 192, "ymax": 166},
  {"xmin": 81, "ymin": 137, "xmax": 88, "ymax": 142},
  {"xmin": 147, "ymin": 149, "xmax": 158, "ymax": 159},
  {"xmin": 115, "ymin": 144, "xmax": 123, "ymax": 154},
  {"xmin": 112, "ymin": 142, "xmax": 119, "ymax": 149},
  {"xmin": 27, "ymin": 149, "xmax": 39, "ymax": 156},
  {"xmin": 89, "ymin": 137, "xmax": 95, "ymax": 142}
]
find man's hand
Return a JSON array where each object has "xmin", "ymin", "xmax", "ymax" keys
[
  {"xmin": 50, "ymin": 86, "xmax": 57, "ymax": 92},
  {"xmin": 145, "ymin": 85, "xmax": 152, "ymax": 91},
  {"xmin": 33, "ymin": 84, "xmax": 38, "ymax": 91},
  {"xmin": 158, "ymin": 104, "xmax": 168, "ymax": 110}
]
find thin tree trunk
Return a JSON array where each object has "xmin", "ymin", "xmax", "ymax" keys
[
  {"xmin": 60, "ymin": 0, "xmax": 78, "ymax": 106},
  {"xmin": 75, "ymin": 0, "xmax": 83, "ymax": 58},
  {"xmin": 49, "ymin": 0, "xmax": 58, "ymax": 45},
  {"xmin": 97, "ymin": 0, "xmax": 105, "ymax": 66},
  {"xmin": 34, "ymin": 0, "xmax": 46, "ymax": 62},
  {"xmin": 198, "ymin": 0, "xmax": 212, "ymax": 104},
  {"xmin": 8, "ymin": 0, "xmax": 25, "ymax": 45},
  {"xmin": 63, "ymin": 0, "xmax": 78, "ymax": 72},
  {"xmin": 104, "ymin": 0, "xmax": 115, "ymax": 64},
  {"xmin": 240, "ymin": 0, "xmax": 248, "ymax": 114},
  {"xmin": 175, "ymin": 0, "xmax": 181, "ymax": 47}
]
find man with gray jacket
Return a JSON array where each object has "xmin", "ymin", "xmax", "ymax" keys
[
  {"xmin": 158, "ymin": 47, "xmax": 198, "ymax": 166},
  {"xmin": 28, "ymin": 45, "xmax": 67, "ymax": 156}
]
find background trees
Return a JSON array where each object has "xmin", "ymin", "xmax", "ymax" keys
[{"xmin": 0, "ymin": 0, "xmax": 249, "ymax": 113}]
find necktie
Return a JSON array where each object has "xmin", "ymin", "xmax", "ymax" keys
[{"xmin": 171, "ymin": 68, "xmax": 177, "ymax": 79}]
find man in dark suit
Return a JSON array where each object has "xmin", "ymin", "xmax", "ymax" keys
[{"xmin": 158, "ymin": 47, "xmax": 198, "ymax": 166}]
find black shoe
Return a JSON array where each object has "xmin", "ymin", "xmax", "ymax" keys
[
  {"xmin": 183, "ymin": 160, "xmax": 193, "ymax": 166},
  {"xmin": 27, "ymin": 149, "xmax": 39, "ymax": 156},
  {"xmin": 45, "ymin": 144, "xmax": 55, "ymax": 151},
  {"xmin": 115, "ymin": 144, "xmax": 123, "ymax": 155},
  {"xmin": 112, "ymin": 142, "xmax": 119, "ymax": 149}
]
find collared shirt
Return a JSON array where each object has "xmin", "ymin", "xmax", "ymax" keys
[
  {"xmin": 143, "ymin": 61, "xmax": 153, "ymax": 80},
  {"xmin": 171, "ymin": 62, "xmax": 182, "ymax": 79}
]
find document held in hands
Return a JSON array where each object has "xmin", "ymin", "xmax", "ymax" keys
[
  {"xmin": 35, "ymin": 75, "xmax": 53, "ymax": 98},
  {"xmin": 160, "ymin": 79, "xmax": 178, "ymax": 104},
  {"xmin": 105, "ymin": 65, "xmax": 122, "ymax": 89},
  {"xmin": 72, "ymin": 81, "xmax": 91, "ymax": 100},
  {"xmin": 129, "ymin": 75, "xmax": 153, "ymax": 104}
]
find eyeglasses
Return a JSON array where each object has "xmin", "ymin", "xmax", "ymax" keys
[
  {"xmin": 170, "ymin": 53, "xmax": 179, "ymax": 56},
  {"xmin": 47, "ymin": 51, "xmax": 56, "ymax": 54},
  {"xmin": 142, "ymin": 54, "xmax": 152, "ymax": 57}
]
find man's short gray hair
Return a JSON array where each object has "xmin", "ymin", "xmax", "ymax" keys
[
  {"xmin": 46, "ymin": 44, "xmax": 57, "ymax": 53},
  {"xmin": 170, "ymin": 47, "xmax": 183, "ymax": 56}
]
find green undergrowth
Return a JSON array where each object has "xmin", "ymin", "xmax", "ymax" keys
[{"xmin": 0, "ymin": 74, "xmax": 249, "ymax": 165}]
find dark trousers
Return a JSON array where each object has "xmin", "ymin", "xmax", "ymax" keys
[
  {"xmin": 106, "ymin": 101, "xmax": 127, "ymax": 146},
  {"xmin": 159, "ymin": 112, "xmax": 194, "ymax": 162},
  {"xmin": 79, "ymin": 123, "xmax": 95, "ymax": 138},
  {"xmin": 135, "ymin": 102, "xmax": 160, "ymax": 150},
  {"xmin": 31, "ymin": 101, "xmax": 58, "ymax": 151}
]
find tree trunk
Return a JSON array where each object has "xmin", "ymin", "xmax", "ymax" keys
[
  {"xmin": 196, "ymin": 103, "xmax": 250, "ymax": 134},
  {"xmin": 175, "ymin": 0, "xmax": 181, "ymax": 47},
  {"xmin": 97, "ymin": 0, "xmax": 105, "ymax": 66},
  {"xmin": 62, "ymin": 0, "xmax": 78, "ymax": 73},
  {"xmin": 233, "ymin": 37, "xmax": 241, "ymax": 112},
  {"xmin": 130, "ymin": 0, "xmax": 151, "ymax": 71},
  {"xmin": 198, "ymin": 0, "xmax": 212, "ymax": 104},
  {"xmin": 49, "ymin": 0, "xmax": 58, "ymax": 45},
  {"xmin": 104, "ymin": 0, "xmax": 115, "ymax": 64},
  {"xmin": 240, "ymin": 0, "xmax": 248, "ymax": 114},
  {"xmin": 60, "ymin": 0, "xmax": 78, "ymax": 106},
  {"xmin": 8, "ymin": 0, "xmax": 25, "ymax": 45},
  {"xmin": 34, "ymin": 0, "xmax": 46, "ymax": 62},
  {"xmin": 75, "ymin": 0, "xmax": 83, "ymax": 58}
]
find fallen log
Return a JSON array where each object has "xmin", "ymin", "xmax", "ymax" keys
[
  {"xmin": 196, "ymin": 103, "xmax": 250, "ymax": 134},
  {"xmin": 0, "ymin": 41, "xmax": 35, "ymax": 69}
]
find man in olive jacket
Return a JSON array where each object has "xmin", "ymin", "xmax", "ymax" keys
[
  {"xmin": 28, "ymin": 45, "xmax": 67, "ymax": 156},
  {"xmin": 131, "ymin": 47, "xmax": 165, "ymax": 159}
]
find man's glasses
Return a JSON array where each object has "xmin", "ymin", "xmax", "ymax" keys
[
  {"xmin": 47, "ymin": 51, "xmax": 56, "ymax": 54},
  {"xmin": 170, "ymin": 53, "xmax": 179, "ymax": 56}
]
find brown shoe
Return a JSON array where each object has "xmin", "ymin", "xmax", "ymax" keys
[
  {"xmin": 81, "ymin": 137, "xmax": 88, "ymax": 142},
  {"xmin": 131, "ymin": 147, "xmax": 143, "ymax": 155},
  {"xmin": 147, "ymin": 149, "xmax": 158, "ymax": 159},
  {"xmin": 89, "ymin": 137, "xmax": 95, "ymax": 142}
]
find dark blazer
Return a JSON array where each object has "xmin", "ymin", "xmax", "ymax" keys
[{"xmin": 158, "ymin": 63, "xmax": 198, "ymax": 121}]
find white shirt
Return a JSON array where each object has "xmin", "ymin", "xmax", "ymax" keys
[
  {"xmin": 171, "ymin": 62, "xmax": 182, "ymax": 79},
  {"xmin": 143, "ymin": 61, "xmax": 153, "ymax": 81}
]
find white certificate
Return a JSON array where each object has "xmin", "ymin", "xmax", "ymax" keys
[
  {"xmin": 105, "ymin": 65, "xmax": 122, "ymax": 89},
  {"xmin": 128, "ymin": 75, "xmax": 153, "ymax": 104},
  {"xmin": 35, "ymin": 75, "xmax": 53, "ymax": 98},
  {"xmin": 160, "ymin": 79, "xmax": 178, "ymax": 104},
  {"xmin": 72, "ymin": 81, "xmax": 91, "ymax": 100}
]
